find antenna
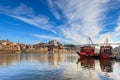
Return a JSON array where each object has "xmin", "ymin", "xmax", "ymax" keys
[
  {"xmin": 89, "ymin": 37, "xmax": 94, "ymax": 45},
  {"xmin": 104, "ymin": 38, "xmax": 110, "ymax": 46},
  {"xmin": 88, "ymin": 37, "xmax": 95, "ymax": 47}
]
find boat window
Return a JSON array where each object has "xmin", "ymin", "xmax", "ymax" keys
[
  {"xmin": 104, "ymin": 48, "xmax": 111, "ymax": 54},
  {"xmin": 81, "ymin": 47, "xmax": 85, "ymax": 52},
  {"xmin": 91, "ymin": 49, "xmax": 94, "ymax": 52}
]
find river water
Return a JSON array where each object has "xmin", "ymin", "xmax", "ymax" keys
[{"xmin": 0, "ymin": 53, "xmax": 120, "ymax": 80}]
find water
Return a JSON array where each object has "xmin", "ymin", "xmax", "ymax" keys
[{"xmin": 0, "ymin": 53, "xmax": 120, "ymax": 80}]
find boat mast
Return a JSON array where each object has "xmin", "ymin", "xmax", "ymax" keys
[
  {"xmin": 88, "ymin": 37, "xmax": 95, "ymax": 48},
  {"xmin": 104, "ymin": 38, "xmax": 110, "ymax": 46}
]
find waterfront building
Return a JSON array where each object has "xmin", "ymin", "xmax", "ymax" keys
[{"xmin": 48, "ymin": 40, "xmax": 59, "ymax": 47}]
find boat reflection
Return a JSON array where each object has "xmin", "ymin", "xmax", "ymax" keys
[
  {"xmin": 77, "ymin": 58, "xmax": 115, "ymax": 72},
  {"xmin": 0, "ymin": 53, "xmax": 115, "ymax": 73},
  {"xmin": 99, "ymin": 59, "xmax": 115, "ymax": 72},
  {"xmin": 76, "ymin": 58, "xmax": 95, "ymax": 70}
]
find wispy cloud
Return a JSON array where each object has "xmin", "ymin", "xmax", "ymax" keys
[
  {"xmin": 0, "ymin": 3, "xmax": 57, "ymax": 34},
  {"xmin": 32, "ymin": 34, "xmax": 74, "ymax": 44},
  {"xmin": 47, "ymin": 0, "xmax": 61, "ymax": 20},
  {"xmin": 49, "ymin": 0, "xmax": 110, "ymax": 43},
  {"xmin": 1, "ymin": 1, "xmax": 120, "ymax": 44},
  {"xmin": 47, "ymin": 0, "xmax": 120, "ymax": 43},
  {"xmin": 96, "ymin": 15, "xmax": 120, "ymax": 43}
]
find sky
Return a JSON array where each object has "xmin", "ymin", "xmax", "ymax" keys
[{"xmin": 0, "ymin": 0, "xmax": 120, "ymax": 44}]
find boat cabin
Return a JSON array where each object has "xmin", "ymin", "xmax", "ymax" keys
[
  {"xmin": 80, "ymin": 46, "xmax": 95, "ymax": 55},
  {"xmin": 99, "ymin": 46, "xmax": 112, "ymax": 55}
]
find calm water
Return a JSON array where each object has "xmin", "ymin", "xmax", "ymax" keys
[{"xmin": 0, "ymin": 53, "xmax": 120, "ymax": 80}]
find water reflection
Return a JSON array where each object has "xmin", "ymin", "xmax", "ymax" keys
[
  {"xmin": 0, "ymin": 53, "xmax": 120, "ymax": 80},
  {"xmin": 0, "ymin": 53, "xmax": 21, "ymax": 68},
  {"xmin": 99, "ymin": 59, "xmax": 114, "ymax": 72},
  {"xmin": 0, "ymin": 53, "xmax": 117, "ymax": 72},
  {"xmin": 77, "ymin": 58, "xmax": 115, "ymax": 72},
  {"xmin": 0, "ymin": 53, "xmax": 77, "ymax": 68},
  {"xmin": 76, "ymin": 58, "xmax": 95, "ymax": 70}
]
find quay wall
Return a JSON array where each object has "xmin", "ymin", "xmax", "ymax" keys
[
  {"xmin": 0, "ymin": 48, "xmax": 73, "ymax": 54},
  {"xmin": 0, "ymin": 50, "xmax": 21, "ymax": 54}
]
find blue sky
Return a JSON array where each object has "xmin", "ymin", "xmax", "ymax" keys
[{"xmin": 0, "ymin": 0, "xmax": 120, "ymax": 44}]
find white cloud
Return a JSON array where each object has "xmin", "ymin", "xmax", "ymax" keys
[
  {"xmin": 1, "ymin": 1, "xmax": 120, "ymax": 44},
  {"xmin": 0, "ymin": 3, "xmax": 57, "ymax": 34},
  {"xmin": 97, "ymin": 16, "xmax": 120, "ymax": 43},
  {"xmin": 53, "ymin": 0, "xmax": 109, "ymax": 44},
  {"xmin": 47, "ymin": 0, "xmax": 120, "ymax": 44},
  {"xmin": 47, "ymin": 0, "xmax": 61, "ymax": 20},
  {"xmin": 32, "ymin": 34, "xmax": 74, "ymax": 44},
  {"xmin": 13, "ymin": 3, "xmax": 34, "ymax": 16},
  {"xmin": 110, "ymin": 16, "xmax": 120, "ymax": 42},
  {"xmin": 11, "ymin": 15, "xmax": 57, "ymax": 34}
]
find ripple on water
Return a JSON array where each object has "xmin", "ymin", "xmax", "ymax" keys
[{"xmin": 0, "ymin": 53, "xmax": 120, "ymax": 80}]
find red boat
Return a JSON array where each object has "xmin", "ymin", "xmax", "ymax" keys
[
  {"xmin": 99, "ymin": 38, "xmax": 113, "ymax": 59},
  {"xmin": 77, "ymin": 37, "xmax": 97, "ymax": 58},
  {"xmin": 77, "ymin": 38, "xmax": 114, "ymax": 59},
  {"xmin": 99, "ymin": 45, "xmax": 113, "ymax": 59},
  {"xmin": 77, "ymin": 46, "xmax": 95, "ymax": 59}
]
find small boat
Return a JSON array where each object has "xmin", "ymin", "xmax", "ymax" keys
[
  {"xmin": 77, "ymin": 38, "xmax": 115, "ymax": 59},
  {"xmin": 99, "ymin": 38, "xmax": 114, "ymax": 59},
  {"xmin": 77, "ymin": 37, "xmax": 99, "ymax": 59},
  {"xmin": 99, "ymin": 45, "xmax": 113, "ymax": 59},
  {"xmin": 77, "ymin": 46, "xmax": 96, "ymax": 59}
]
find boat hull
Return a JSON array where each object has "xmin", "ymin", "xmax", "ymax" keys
[
  {"xmin": 77, "ymin": 52, "xmax": 116, "ymax": 59},
  {"xmin": 77, "ymin": 52, "xmax": 100, "ymax": 59},
  {"xmin": 100, "ymin": 54, "xmax": 109, "ymax": 59}
]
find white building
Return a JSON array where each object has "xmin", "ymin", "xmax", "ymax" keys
[{"xmin": 48, "ymin": 40, "xmax": 59, "ymax": 47}]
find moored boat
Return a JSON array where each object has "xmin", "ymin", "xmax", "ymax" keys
[
  {"xmin": 77, "ymin": 46, "xmax": 96, "ymax": 59},
  {"xmin": 99, "ymin": 45, "xmax": 113, "ymax": 59},
  {"xmin": 77, "ymin": 37, "xmax": 98, "ymax": 58},
  {"xmin": 99, "ymin": 38, "xmax": 114, "ymax": 59},
  {"xmin": 77, "ymin": 38, "xmax": 115, "ymax": 59}
]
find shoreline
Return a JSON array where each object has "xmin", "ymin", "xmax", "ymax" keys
[{"xmin": 0, "ymin": 49, "xmax": 75, "ymax": 54}]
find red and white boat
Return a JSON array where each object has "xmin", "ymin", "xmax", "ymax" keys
[
  {"xmin": 99, "ymin": 38, "xmax": 113, "ymax": 59},
  {"xmin": 77, "ymin": 46, "xmax": 95, "ymax": 59},
  {"xmin": 77, "ymin": 37, "xmax": 96, "ymax": 59},
  {"xmin": 77, "ymin": 38, "xmax": 114, "ymax": 59}
]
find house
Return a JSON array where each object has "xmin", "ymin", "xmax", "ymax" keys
[{"xmin": 48, "ymin": 40, "xmax": 59, "ymax": 47}]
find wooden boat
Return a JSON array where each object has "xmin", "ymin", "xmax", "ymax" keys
[
  {"xmin": 77, "ymin": 37, "xmax": 99, "ymax": 59},
  {"xmin": 77, "ymin": 46, "xmax": 96, "ymax": 59},
  {"xmin": 99, "ymin": 46, "xmax": 113, "ymax": 59},
  {"xmin": 99, "ymin": 38, "xmax": 115, "ymax": 59},
  {"xmin": 77, "ymin": 38, "xmax": 115, "ymax": 59}
]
